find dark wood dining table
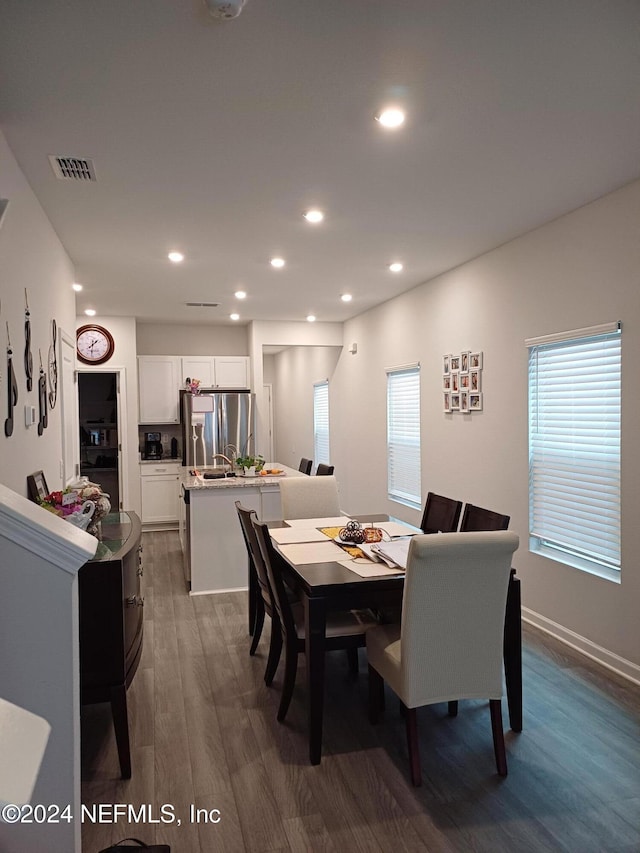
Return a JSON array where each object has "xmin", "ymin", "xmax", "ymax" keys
[{"xmin": 269, "ymin": 514, "xmax": 523, "ymax": 765}]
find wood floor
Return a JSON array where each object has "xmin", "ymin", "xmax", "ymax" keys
[{"xmin": 81, "ymin": 531, "xmax": 640, "ymax": 853}]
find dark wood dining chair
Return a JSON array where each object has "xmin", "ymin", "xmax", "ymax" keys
[
  {"xmin": 298, "ymin": 458, "xmax": 313, "ymax": 475},
  {"xmin": 235, "ymin": 502, "xmax": 284, "ymax": 684},
  {"xmin": 251, "ymin": 517, "xmax": 378, "ymax": 722},
  {"xmin": 420, "ymin": 492, "xmax": 462, "ymax": 534},
  {"xmin": 459, "ymin": 503, "xmax": 510, "ymax": 532},
  {"xmin": 367, "ymin": 531, "xmax": 520, "ymax": 785},
  {"xmin": 315, "ymin": 463, "xmax": 335, "ymax": 476}
]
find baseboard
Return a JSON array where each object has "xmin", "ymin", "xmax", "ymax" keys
[
  {"xmin": 522, "ymin": 607, "xmax": 640, "ymax": 687},
  {"xmin": 189, "ymin": 585, "xmax": 248, "ymax": 597}
]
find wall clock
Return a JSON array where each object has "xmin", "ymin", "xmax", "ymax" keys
[{"xmin": 76, "ymin": 324, "xmax": 115, "ymax": 365}]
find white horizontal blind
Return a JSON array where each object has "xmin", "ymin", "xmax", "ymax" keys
[
  {"xmin": 528, "ymin": 327, "xmax": 621, "ymax": 571},
  {"xmin": 387, "ymin": 366, "xmax": 421, "ymax": 508},
  {"xmin": 313, "ymin": 381, "xmax": 330, "ymax": 467}
]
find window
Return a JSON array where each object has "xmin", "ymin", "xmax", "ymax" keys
[
  {"xmin": 313, "ymin": 381, "xmax": 330, "ymax": 467},
  {"xmin": 387, "ymin": 365, "xmax": 421, "ymax": 509},
  {"xmin": 527, "ymin": 322, "xmax": 621, "ymax": 579}
]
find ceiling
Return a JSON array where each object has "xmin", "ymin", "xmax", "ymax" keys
[{"xmin": 1, "ymin": 0, "xmax": 639, "ymax": 327}]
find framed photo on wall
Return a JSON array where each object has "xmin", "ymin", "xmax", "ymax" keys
[{"xmin": 469, "ymin": 392, "xmax": 483, "ymax": 411}]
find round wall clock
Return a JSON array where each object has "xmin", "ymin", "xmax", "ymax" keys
[{"xmin": 76, "ymin": 324, "xmax": 115, "ymax": 365}]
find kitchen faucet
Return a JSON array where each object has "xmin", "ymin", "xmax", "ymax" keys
[
  {"xmin": 223, "ymin": 444, "xmax": 238, "ymax": 464},
  {"xmin": 211, "ymin": 453, "xmax": 235, "ymax": 473}
]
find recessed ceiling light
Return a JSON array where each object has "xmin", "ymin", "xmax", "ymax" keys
[
  {"xmin": 306, "ymin": 314, "xmax": 316, "ymax": 323},
  {"xmin": 389, "ymin": 262, "xmax": 404, "ymax": 273},
  {"xmin": 85, "ymin": 308, "xmax": 96, "ymax": 317},
  {"xmin": 270, "ymin": 257, "xmax": 285, "ymax": 268},
  {"xmin": 168, "ymin": 251, "xmax": 184, "ymax": 263},
  {"xmin": 376, "ymin": 107, "xmax": 406, "ymax": 129},
  {"xmin": 230, "ymin": 313, "xmax": 240, "ymax": 321},
  {"xmin": 341, "ymin": 293, "xmax": 353, "ymax": 302},
  {"xmin": 303, "ymin": 209, "xmax": 324, "ymax": 224},
  {"xmin": 234, "ymin": 290, "xmax": 247, "ymax": 300},
  {"xmin": 72, "ymin": 282, "xmax": 83, "ymax": 292}
]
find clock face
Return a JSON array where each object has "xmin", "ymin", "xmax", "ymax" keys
[{"xmin": 76, "ymin": 324, "xmax": 115, "ymax": 365}]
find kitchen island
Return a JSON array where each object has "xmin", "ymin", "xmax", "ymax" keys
[{"xmin": 181, "ymin": 463, "xmax": 305, "ymax": 594}]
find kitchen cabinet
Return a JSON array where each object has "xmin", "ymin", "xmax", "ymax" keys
[
  {"xmin": 138, "ymin": 356, "xmax": 180, "ymax": 423},
  {"xmin": 181, "ymin": 355, "xmax": 250, "ymax": 389},
  {"xmin": 140, "ymin": 462, "xmax": 181, "ymax": 526},
  {"xmin": 79, "ymin": 511, "xmax": 143, "ymax": 779}
]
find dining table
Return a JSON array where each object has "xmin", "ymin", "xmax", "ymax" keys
[{"xmin": 269, "ymin": 514, "xmax": 522, "ymax": 765}]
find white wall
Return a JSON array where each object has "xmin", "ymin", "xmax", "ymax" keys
[
  {"xmin": 271, "ymin": 346, "xmax": 341, "ymax": 470},
  {"xmin": 324, "ymin": 179, "xmax": 640, "ymax": 670},
  {"xmin": 0, "ymin": 131, "xmax": 77, "ymax": 496},
  {"xmin": 248, "ymin": 320, "xmax": 343, "ymax": 456},
  {"xmin": 76, "ymin": 317, "xmax": 141, "ymax": 517},
  {"xmin": 136, "ymin": 322, "xmax": 248, "ymax": 355}
]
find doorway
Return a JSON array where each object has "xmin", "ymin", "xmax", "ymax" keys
[{"xmin": 78, "ymin": 372, "xmax": 122, "ymax": 509}]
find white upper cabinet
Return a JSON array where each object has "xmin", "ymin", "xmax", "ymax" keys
[
  {"xmin": 214, "ymin": 356, "xmax": 250, "ymax": 388},
  {"xmin": 181, "ymin": 357, "xmax": 216, "ymax": 388},
  {"xmin": 181, "ymin": 356, "xmax": 250, "ymax": 389},
  {"xmin": 138, "ymin": 356, "xmax": 180, "ymax": 423}
]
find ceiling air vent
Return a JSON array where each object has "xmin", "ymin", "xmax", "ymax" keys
[
  {"xmin": 49, "ymin": 155, "xmax": 97, "ymax": 182},
  {"xmin": 185, "ymin": 302, "xmax": 219, "ymax": 308}
]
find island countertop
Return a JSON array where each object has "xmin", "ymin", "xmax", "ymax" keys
[{"xmin": 182, "ymin": 462, "xmax": 304, "ymax": 491}]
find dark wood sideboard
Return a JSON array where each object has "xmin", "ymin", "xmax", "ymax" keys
[{"xmin": 78, "ymin": 510, "xmax": 143, "ymax": 779}]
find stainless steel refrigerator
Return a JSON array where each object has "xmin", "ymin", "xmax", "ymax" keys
[{"xmin": 181, "ymin": 389, "xmax": 254, "ymax": 469}]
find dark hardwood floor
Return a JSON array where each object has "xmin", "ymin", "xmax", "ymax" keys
[{"xmin": 81, "ymin": 531, "xmax": 640, "ymax": 852}]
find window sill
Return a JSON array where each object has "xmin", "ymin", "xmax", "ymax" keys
[
  {"xmin": 529, "ymin": 539, "xmax": 620, "ymax": 584},
  {"xmin": 389, "ymin": 494, "xmax": 421, "ymax": 512}
]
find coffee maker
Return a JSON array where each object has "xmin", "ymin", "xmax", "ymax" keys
[{"xmin": 143, "ymin": 431, "xmax": 163, "ymax": 460}]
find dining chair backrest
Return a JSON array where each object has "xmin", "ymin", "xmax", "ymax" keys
[
  {"xmin": 420, "ymin": 492, "xmax": 462, "ymax": 534},
  {"xmin": 315, "ymin": 463, "xmax": 334, "ymax": 476},
  {"xmin": 235, "ymin": 501, "xmax": 273, "ymax": 611},
  {"xmin": 279, "ymin": 475, "xmax": 341, "ymax": 519},
  {"xmin": 459, "ymin": 503, "xmax": 510, "ymax": 532},
  {"xmin": 252, "ymin": 518, "xmax": 296, "ymax": 641},
  {"xmin": 401, "ymin": 531, "xmax": 519, "ymax": 708},
  {"xmin": 298, "ymin": 458, "xmax": 313, "ymax": 475}
]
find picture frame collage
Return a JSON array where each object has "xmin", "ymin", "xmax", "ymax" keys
[{"xmin": 443, "ymin": 351, "xmax": 483, "ymax": 413}]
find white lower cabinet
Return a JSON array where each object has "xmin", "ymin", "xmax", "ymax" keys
[{"xmin": 140, "ymin": 464, "xmax": 181, "ymax": 525}]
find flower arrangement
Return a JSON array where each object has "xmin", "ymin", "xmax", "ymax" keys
[
  {"xmin": 38, "ymin": 488, "xmax": 83, "ymax": 517},
  {"xmin": 186, "ymin": 377, "xmax": 201, "ymax": 395}
]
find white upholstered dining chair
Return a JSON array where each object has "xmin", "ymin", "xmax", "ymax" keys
[
  {"xmin": 279, "ymin": 474, "xmax": 341, "ymax": 520},
  {"xmin": 366, "ymin": 530, "xmax": 520, "ymax": 786}
]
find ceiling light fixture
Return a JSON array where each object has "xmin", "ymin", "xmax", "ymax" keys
[
  {"xmin": 168, "ymin": 251, "xmax": 184, "ymax": 263},
  {"xmin": 306, "ymin": 314, "xmax": 316, "ymax": 323},
  {"xmin": 234, "ymin": 290, "xmax": 247, "ymax": 300},
  {"xmin": 341, "ymin": 293, "xmax": 352, "ymax": 302},
  {"xmin": 230, "ymin": 313, "xmax": 240, "ymax": 321},
  {"xmin": 389, "ymin": 262, "xmax": 404, "ymax": 273},
  {"xmin": 303, "ymin": 209, "xmax": 324, "ymax": 224},
  {"xmin": 72, "ymin": 282, "xmax": 83, "ymax": 292},
  {"xmin": 376, "ymin": 107, "xmax": 406, "ymax": 129},
  {"xmin": 85, "ymin": 308, "xmax": 96, "ymax": 317},
  {"xmin": 270, "ymin": 257, "xmax": 285, "ymax": 268}
]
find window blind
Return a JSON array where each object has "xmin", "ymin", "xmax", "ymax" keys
[
  {"xmin": 528, "ymin": 326, "xmax": 621, "ymax": 572},
  {"xmin": 313, "ymin": 381, "xmax": 330, "ymax": 467},
  {"xmin": 387, "ymin": 366, "xmax": 421, "ymax": 508}
]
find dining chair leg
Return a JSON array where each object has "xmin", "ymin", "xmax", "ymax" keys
[
  {"xmin": 264, "ymin": 621, "xmax": 283, "ymax": 686},
  {"xmin": 489, "ymin": 699, "xmax": 508, "ymax": 777},
  {"xmin": 448, "ymin": 700, "xmax": 458, "ymax": 717},
  {"xmin": 249, "ymin": 599, "xmax": 265, "ymax": 656},
  {"xmin": 368, "ymin": 664, "xmax": 385, "ymax": 723},
  {"xmin": 277, "ymin": 644, "xmax": 298, "ymax": 722},
  {"xmin": 405, "ymin": 707, "xmax": 422, "ymax": 787},
  {"xmin": 346, "ymin": 646, "xmax": 359, "ymax": 676}
]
